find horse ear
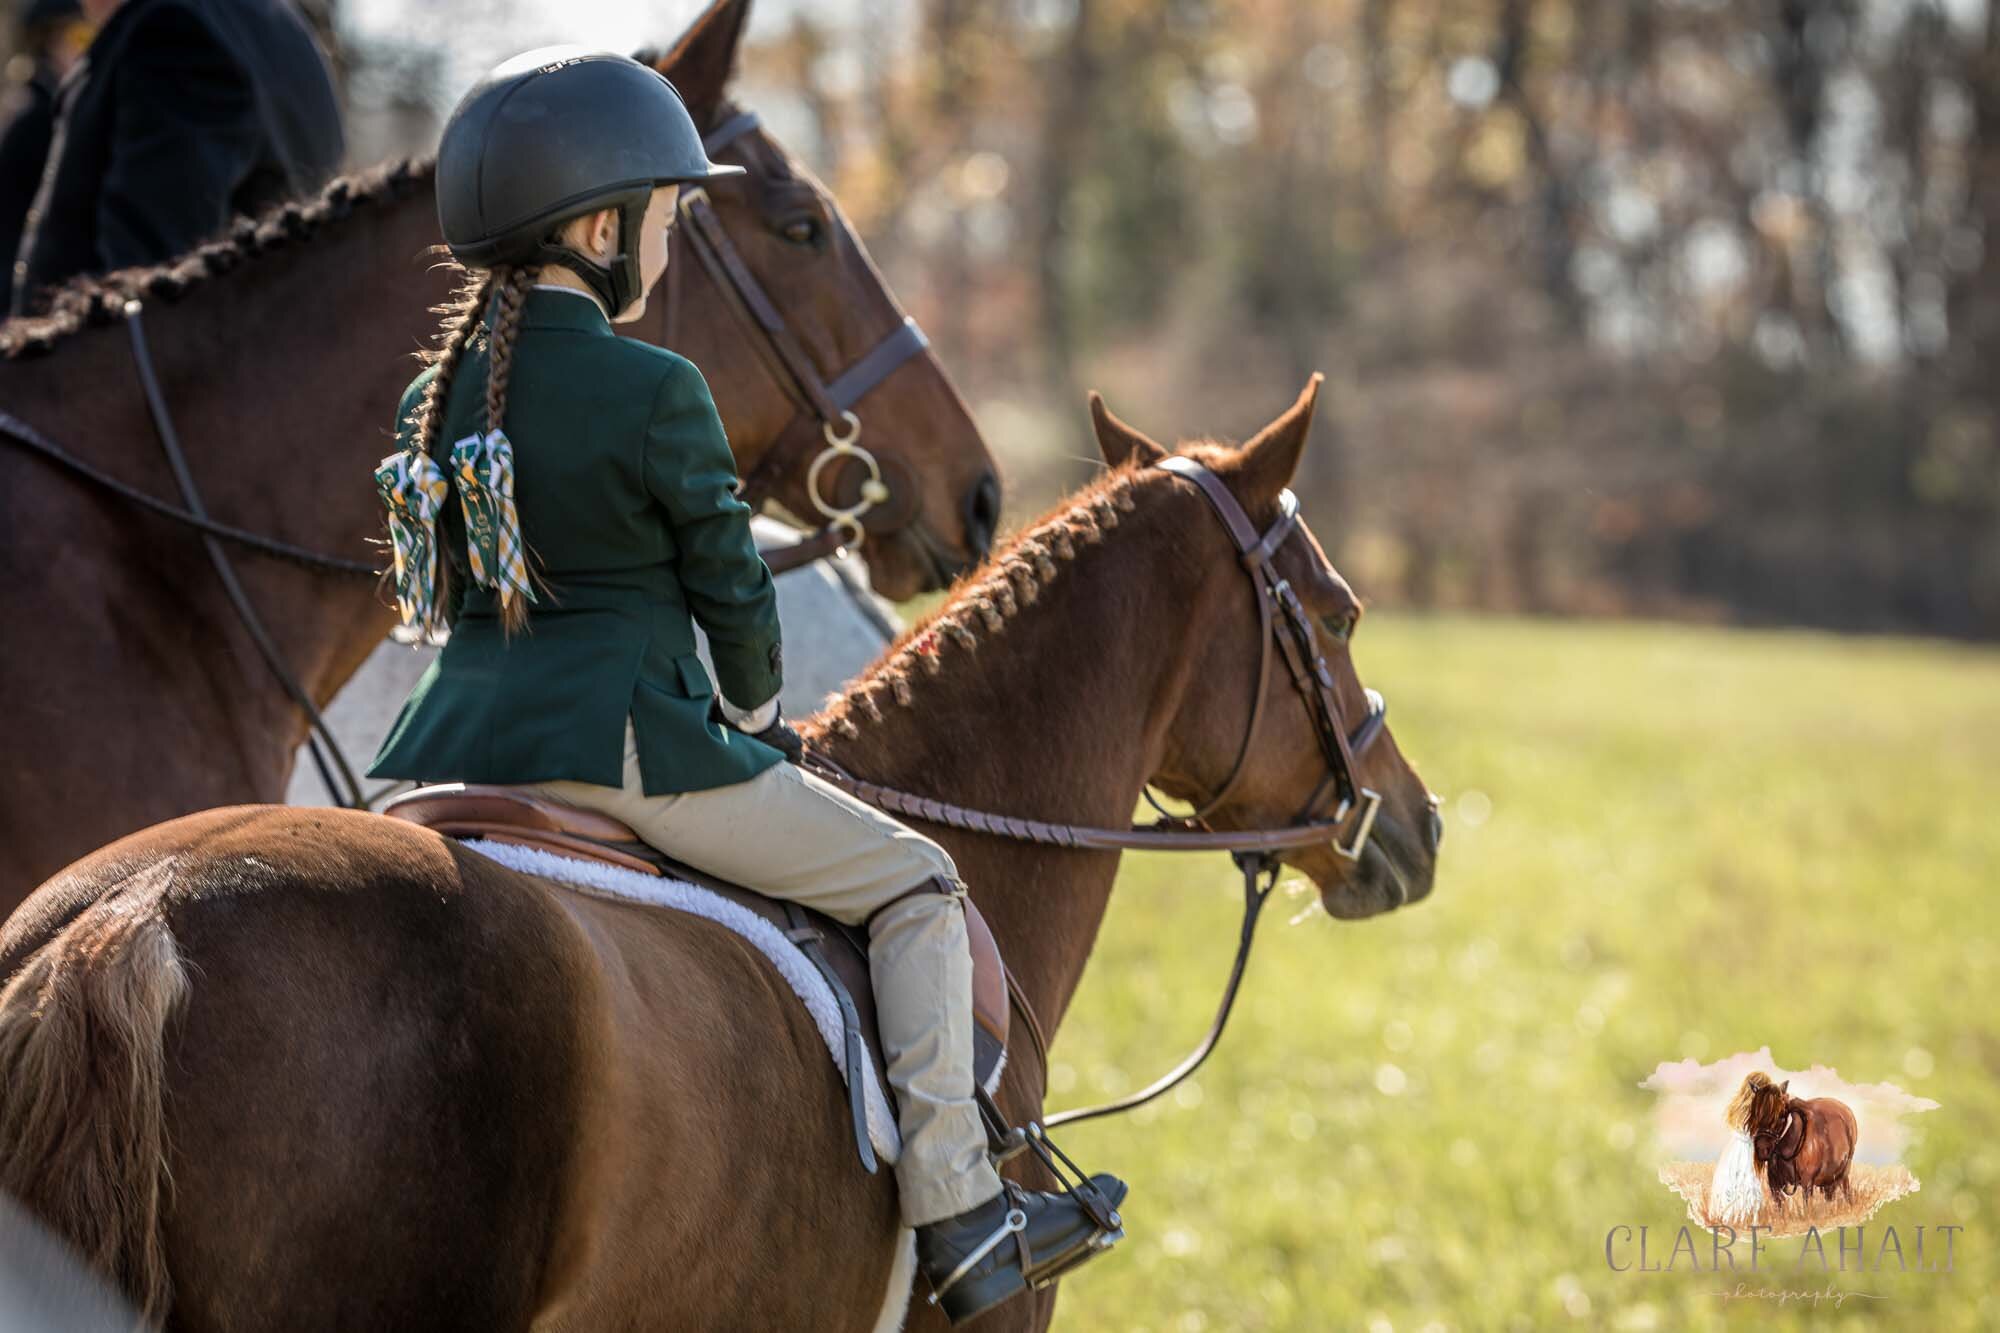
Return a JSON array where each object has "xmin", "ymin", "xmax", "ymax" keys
[
  {"xmin": 1780, "ymin": 1080, "xmax": 1790, "ymax": 1095},
  {"xmin": 1232, "ymin": 374, "xmax": 1323, "ymax": 502},
  {"xmin": 1089, "ymin": 391, "xmax": 1166, "ymax": 468},
  {"xmin": 656, "ymin": 0, "xmax": 754, "ymax": 121}
]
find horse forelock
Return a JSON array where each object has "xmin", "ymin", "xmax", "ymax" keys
[
  {"xmin": 1750, "ymin": 1082, "xmax": 1794, "ymax": 1136},
  {"xmin": 0, "ymin": 157, "xmax": 439, "ymax": 362}
]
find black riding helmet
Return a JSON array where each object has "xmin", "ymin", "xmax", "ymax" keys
[{"xmin": 436, "ymin": 47, "xmax": 743, "ymax": 316}]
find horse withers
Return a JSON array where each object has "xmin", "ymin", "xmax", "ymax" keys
[{"xmin": 0, "ymin": 380, "xmax": 1439, "ymax": 1331}]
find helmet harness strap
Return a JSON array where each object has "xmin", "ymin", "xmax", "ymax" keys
[{"xmin": 529, "ymin": 190, "xmax": 651, "ymax": 317}]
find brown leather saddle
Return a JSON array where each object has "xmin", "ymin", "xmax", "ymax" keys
[{"xmin": 383, "ymin": 783, "xmax": 1009, "ymax": 1174}]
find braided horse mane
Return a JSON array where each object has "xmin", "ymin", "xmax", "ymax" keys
[
  {"xmin": 0, "ymin": 157, "xmax": 437, "ymax": 362},
  {"xmin": 812, "ymin": 456, "xmax": 1191, "ymax": 738}
]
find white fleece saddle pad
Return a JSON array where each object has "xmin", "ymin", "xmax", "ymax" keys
[{"xmin": 460, "ymin": 838, "xmax": 903, "ymax": 1164}]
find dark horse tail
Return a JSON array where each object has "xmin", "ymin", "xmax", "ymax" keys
[{"xmin": 0, "ymin": 887, "xmax": 187, "ymax": 1324}]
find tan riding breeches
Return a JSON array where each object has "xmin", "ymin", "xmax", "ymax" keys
[{"xmin": 526, "ymin": 726, "xmax": 1006, "ymax": 1227}]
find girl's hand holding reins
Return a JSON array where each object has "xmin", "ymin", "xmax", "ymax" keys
[
  {"xmin": 750, "ymin": 716, "xmax": 805, "ymax": 765},
  {"xmin": 708, "ymin": 697, "xmax": 805, "ymax": 764}
]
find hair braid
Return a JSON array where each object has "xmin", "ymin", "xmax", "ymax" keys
[
  {"xmin": 408, "ymin": 264, "xmax": 496, "ymax": 457},
  {"xmin": 476, "ymin": 265, "xmax": 540, "ymax": 635},
  {"xmin": 398, "ymin": 264, "xmax": 496, "ymax": 625},
  {"xmin": 484, "ymin": 264, "xmax": 537, "ymax": 436}
]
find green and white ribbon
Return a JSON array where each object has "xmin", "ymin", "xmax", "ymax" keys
[
  {"xmin": 374, "ymin": 448, "xmax": 449, "ymax": 633},
  {"xmin": 450, "ymin": 429, "xmax": 537, "ymax": 616}
]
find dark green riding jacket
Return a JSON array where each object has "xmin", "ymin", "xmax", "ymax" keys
[{"xmin": 369, "ymin": 287, "xmax": 784, "ymax": 795}]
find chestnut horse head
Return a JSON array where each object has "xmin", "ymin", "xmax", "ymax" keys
[
  {"xmin": 1732, "ymin": 1071, "xmax": 1781, "ymax": 1133},
  {"xmin": 1080, "ymin": 378, "xmax": 1440, "ymax": 919},
  {"xmin": 638, "ymin": 0, "xmax": 1002, "ymax": 597}
]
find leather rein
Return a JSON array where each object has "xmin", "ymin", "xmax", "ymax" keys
[
  {"xmin": 805, "ymin": 454, "xmax": 1392, "ymax": 1127},
  {"xmin": 669, "ymin": 109, "xmax": 933, "ymax": 560}
]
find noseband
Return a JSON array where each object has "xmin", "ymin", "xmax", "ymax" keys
[{"xmin": 669, "ymin": 111, "xmax": 933, "ymax": 553}]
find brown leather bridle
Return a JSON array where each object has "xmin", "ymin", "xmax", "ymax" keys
[
  {"xmin": 805, "ymin": 454, "xmax": 1400, "ymax": 1127},
  {"xmin": 807, "ymin": 453, "xmax": 1390, "ymax": 863},
  {"xmin": 1151, "ymin": 454, "xmax": 1387, "ymax": 861},
  {"xmin": 666, "ymin": 111, "xmax": 934, "ymax": 569}
]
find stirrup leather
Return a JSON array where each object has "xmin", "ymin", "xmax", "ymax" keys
[{"xmin": 975, "ymin": 1088, "xmax": 1127, "ymax": 1287}]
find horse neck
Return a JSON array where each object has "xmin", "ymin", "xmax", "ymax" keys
[
  {"xmin": 0, "ymin": 181, "xmax": 451, "ymax": 793},
  {"xmin": 812, "ymin": 485, "xmax": 1191, "ymax": 1041}
]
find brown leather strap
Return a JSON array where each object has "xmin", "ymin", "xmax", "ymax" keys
[
  {"xmin": 670, "ymin": 174, "xmax": 929, "ymax": 541},
  {"xmin": 1004, "ymin": 966, "xmax": 1052, "ymax": 1098},
  {"xmin": 733, "ymin": 409, "xmax": 827, "ymax": 510},
  {"xmin": 1045, "ymin": 853, "xmax": 1277, "ymax": 1128},
  {"xmin": 1241, "ymin": 490, "xmax": 1300, "ymax": 570},
  {"xmin": 757, "ymin": 522, "xmax": 849, "ymax": 577},
  {"xmin": 796, "ymin": 455, "xmax": 1392, "ymax": 859},
  {"xmin": 680, "ymin": 190, "xmax": 846, "ymax": 424},
  {"xmin": 1159, "ymin": 456, "xmax": 1365, "ymax": 815},
  {"xmin": 702, "ymin": 110, "xmax": 762, "ymax": 157},
  {"xmin": 800, "ymin": 753, "xmax": 1361, "ymax": 853}
]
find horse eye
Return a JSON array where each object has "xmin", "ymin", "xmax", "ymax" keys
[
  {"xmin": 779, "ymin": 216, "xmax": 823, "ymax": 246},
  {"xmin": 1320, "ymin": 612, "xmax": 1356, "ymax": 643}
]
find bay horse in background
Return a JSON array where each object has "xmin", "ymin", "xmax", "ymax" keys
[
  {"xmin": 0, "ymin": 0, "xmax": 996, "ymax": 905},
  {"xmin": 0, "ymin": 381, "xmax": 1440, "ymax": 1331},
  {"xmin": 1744, "ymin": 1074, "xmax": 1858, "ymax": 1212}
]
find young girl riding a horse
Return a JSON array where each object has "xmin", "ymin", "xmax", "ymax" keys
[{"xmin": 366, "ymin": 49, "xmax": 1122, "ymax": 1323}]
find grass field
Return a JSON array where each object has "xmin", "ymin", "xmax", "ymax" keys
[{"xmin": 1033, "ymin": 614, "xmax": 1998, "ymax": 1332}]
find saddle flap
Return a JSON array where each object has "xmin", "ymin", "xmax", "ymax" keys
[
  {"xmin": 384, "ymin": 783, "xmax": 1011, "ymax": 1095},
  {"xmin": 384, "ymin": 783, "xmax": 661, "ymax": 867},
  {"xmin": 719, "ymin": 887, "xmax": 1011, "ymax": 1097}
]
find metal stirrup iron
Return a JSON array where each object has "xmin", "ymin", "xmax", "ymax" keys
[{"xmin": 927, "ymin": 1208, "xmax": 1028, "ymax": 1305}]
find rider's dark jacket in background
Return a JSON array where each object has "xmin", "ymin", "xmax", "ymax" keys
[{"xmin": 10, "ymin": 0, "xmax": 343, "ymax": 314}]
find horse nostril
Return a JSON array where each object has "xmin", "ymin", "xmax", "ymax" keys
[
  {"xmin": 1424, "ymin": 795, "xmax": 1444, "ymax": 853},
  {"xmin": 964, "ymin": 470, "xmax": 1001, "ymax": 558}
]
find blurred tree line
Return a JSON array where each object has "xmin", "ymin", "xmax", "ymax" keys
[
  {"xmin": 762, "ymin": 0, "xmax": 2000, "ymax": 637},
  {"xmin": 7, "ymin": 0, "xmax": 1996, "ymax": 635}
]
